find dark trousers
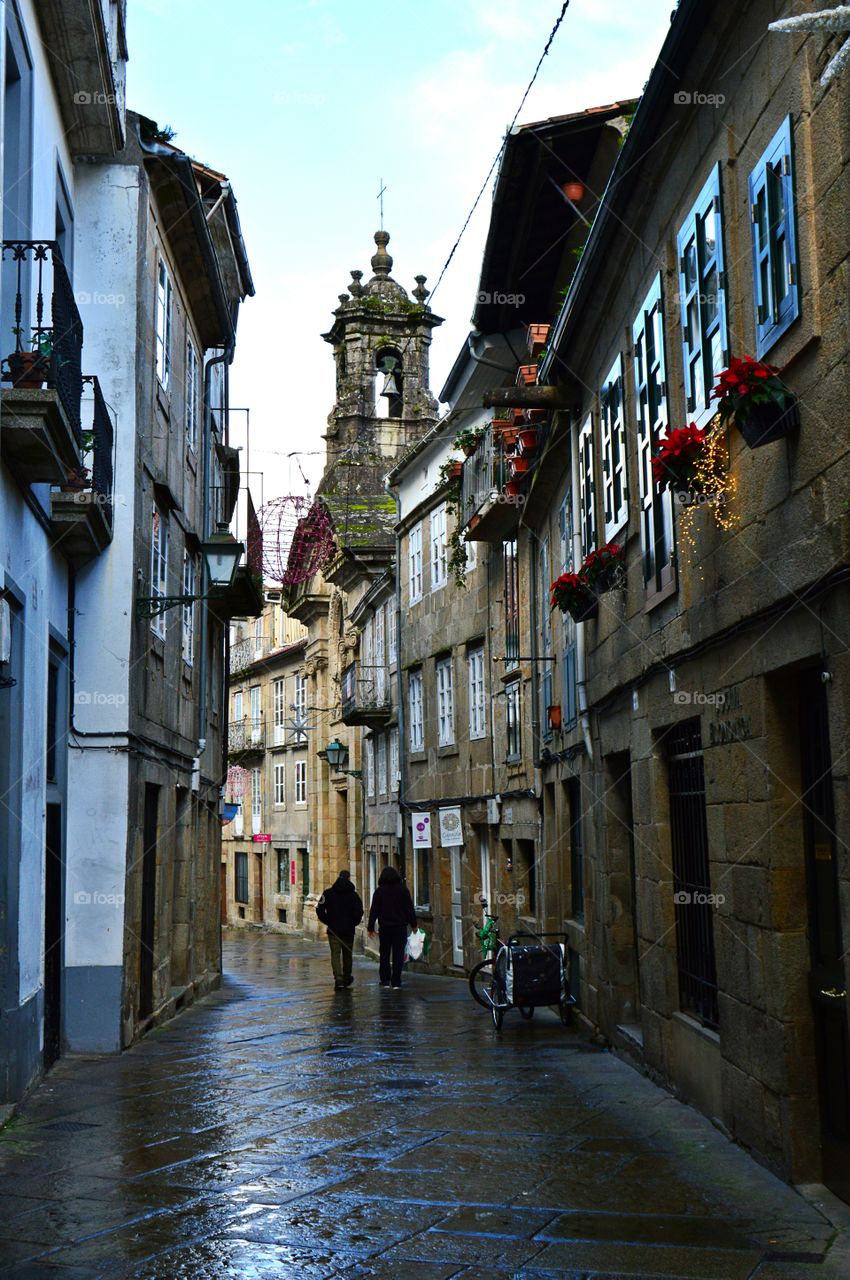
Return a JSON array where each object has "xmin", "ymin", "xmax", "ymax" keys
[
  {"xmin": 328, "ymin": 931, "xmax": 354, "ymax": 982},
  {"xmin": 378, "ymin": 924, "xmax": 408, "ymax": 986}
]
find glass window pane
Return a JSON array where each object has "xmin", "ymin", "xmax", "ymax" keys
[
  {"xmin": 702, "ymin": 205, "xmax": 717, "ymax": 259},
  {"xmin": 709, "ymin": 328, "xmax": 723, "ymax": 380},
  {"xmin": 687, "ymin": 297, "xmax": 699, "ymax": 349},
  {"xmin": 684, "ymin": 239, "xmax": 697, "ymax": 289},
  {"xmin": 769, "ymin": 163, "xmax": 785, "ymax": 227},
  {"xmin": 774, "ymin": 232, "xmax": 789, "ymax": 304},
  {"xmin": 692, "ymin": 354, "xmax": 705, "ymax": 411},
  {"xmin": 703, "ymin": 266, "xmax": 718, "ymax": 327}
]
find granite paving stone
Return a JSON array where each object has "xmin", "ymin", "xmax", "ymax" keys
[{"xmin": 0, "ymin": 932, "xmax": 846, "ymax": 1279}]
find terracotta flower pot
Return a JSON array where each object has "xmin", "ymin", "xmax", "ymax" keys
[
  {"xmin": 524, "ymin": 408, "xmax": 547, "ymax": 423},
  {"xmin": 516, "ymin": 364, "xmax": 538, "ymax": 387},
  {"xmin": 7, "ymin": 350, "xmax": 48, "ymax": 389},
  {"xmin": 509, "ymin": 456, "xmax": 530, "ymax": 476},
  {"xmin": 526, "ymin": 323, "xmax": 550, "ymax": 356},
  {"xmin": 734, "ymin": 398, "xmax": 799, "ymax": 448},
  {"xmin": 504, "ymin": 479, "xmax": 523, "ymax": 498},
  {"xmin": 500, "ymin": 428, "xmax": 519, "ymax": 449},
  {"xmin": 491, "ymin": 417, "xmax": 512, "ymax": 431},
  {"xmin": 518, "ymin": 428, "xmax": 539, "ymax": 453},
  {"xmin": 510, "ymin": 408, "xmax": 525, "ymax": 426},
  {"xmin": 446, "ymin": 461, "xmax": 463, "ymax": 479}
]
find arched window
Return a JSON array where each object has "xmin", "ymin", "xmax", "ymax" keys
[{"xmin": 374, "ymin": 346, "xmax": 403, "ymax": 418}]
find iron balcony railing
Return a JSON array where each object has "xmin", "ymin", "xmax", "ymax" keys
[
  {"xmin": 77, "ymin": 376, "xmax": 115, "ymax": 531},
  {"xmin": 1, "ymin": 241, "xmax": 84, "ymax": 441},
  {"xmin": 341, "ymin": 661, "xmax": 391, "ymax": 723},
  {"xmin": 460, "ymin": 427, "xmax": 507, "ymax": 528},
  {"xmin": 229, "ymin": 635, "xmax": 268, "ymax": 673},
  {"xmin": 228, "ymin": 715, "xmax": 266, "ymax": 753}
]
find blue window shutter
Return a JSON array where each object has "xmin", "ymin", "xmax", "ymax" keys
[
  {"xmin": 563, "ymin": 644, "xmax": 577, "ymax": 728},
  {"xmin": 710, "ymin": 166, "xmax": 730, "ymax": 367},
  {"xmin": 749, "ymin": 158, "xmax": 770, "ymax": 352},
  {"xmin": 750, "ymin": 115, "xmax": 800, "ymax": 357}
]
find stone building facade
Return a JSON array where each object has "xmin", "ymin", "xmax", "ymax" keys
[
  {"xmin": 383, "ymin": 105, "xmax": 633, "ymax": 974},
  {"xmin": 463, "ymin": 0, "xmax": 850, "ymax": 1201},
  {"xmin": 223, "ymin": 602, "xmax": 310, "ymax": 931},
  {"xmin": 0, "ymin": 1, "xmax": 256, "ymax": 1104}
]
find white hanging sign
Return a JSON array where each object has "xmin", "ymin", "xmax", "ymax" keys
[
  {"xmin": 439, "ymin": 806, "xmax": 463, "ymax": 847},
  {"xmin": 411, "ymin": 813, "xmax": 432, "ymax": 848}
]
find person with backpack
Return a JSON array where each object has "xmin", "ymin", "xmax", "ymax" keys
[
  {"xmin": 367, "ymin": 866, "xmax": 417, "ymax": 989},
  {"xmin": 316, "ymin": 869, "xmax": 363, "ymax": 990}
]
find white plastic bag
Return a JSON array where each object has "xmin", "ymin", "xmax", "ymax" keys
[{"xmin": 405, "ymin": 928, "xmax": 425, "ymax": 962}]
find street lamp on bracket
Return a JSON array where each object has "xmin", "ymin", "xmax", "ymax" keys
[
  {"xmin": 135, "ymin": 523, "xmax": 244, "ymax": 617},
  {"xmin": 319, "ymin": 737, "xmax": 362, "ymax": 781}
]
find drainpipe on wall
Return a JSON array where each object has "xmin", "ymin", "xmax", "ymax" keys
[
  {"xmin": 570, "ymin": 415, "xmax": 593, "ymax": 761},
  {"xmin": 386, "ymin": 479, "xmax": 407, "ymax": 880}
]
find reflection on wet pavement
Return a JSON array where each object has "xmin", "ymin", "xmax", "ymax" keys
[{"xmin": 0, "ymin": 932, "xmax": 847, "ymax": 1278}]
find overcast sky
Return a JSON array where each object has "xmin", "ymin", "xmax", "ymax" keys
[{"xmin": 127, "ymin": 0, "xmax": 675, "ymax": 506}]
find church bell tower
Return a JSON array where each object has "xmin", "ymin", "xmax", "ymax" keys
[{"xmin": 321, "ymin": 230, "xmax": 443, "ymax": 463}]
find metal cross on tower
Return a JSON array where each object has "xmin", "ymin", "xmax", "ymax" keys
[{"xmin": 377, "ymin": 178, "xmax": 387, "ymax": 231}]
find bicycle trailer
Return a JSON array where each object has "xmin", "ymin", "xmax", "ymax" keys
[{"xmin": 496, "ymin": 939, "xmax": 567, "ymax": 1008}]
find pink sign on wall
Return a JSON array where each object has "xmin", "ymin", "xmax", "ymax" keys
[
  {"xmin": 291, "ymin": 859, "xmax": 297, "ymax": 886},
  {"xmin": 252, "ymin": 833, "xmax": 271, "ymax": 844}
]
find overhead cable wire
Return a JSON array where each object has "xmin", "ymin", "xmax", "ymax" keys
[{"xmin": 429, "ymin": 0, "xmax": 572, "ymax": 303}]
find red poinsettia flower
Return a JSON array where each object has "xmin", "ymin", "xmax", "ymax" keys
[
  {"xmin": 550, "ymin": 570, "xmax": 592, "ymax": 610},
  {"xmin": 651, "ymin": 424, "xmax": 707, "ymax": 486}
]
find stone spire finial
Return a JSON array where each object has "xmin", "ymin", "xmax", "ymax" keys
[
  {"xmin": 349, "ymin": 269, "xmax": 363, "ymax": 297},
  {"xmin": 412, "ymin": 274, "xmax": 430, "ymax": 304},
  {"xmin": 371, "ymin": 230, "xmax": 393, "ymax": 277}
]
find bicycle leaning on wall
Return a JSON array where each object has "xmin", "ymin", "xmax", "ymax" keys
[{"xmin": 468, "ymin": 899, "xmax": 575, "ymax": 1031}]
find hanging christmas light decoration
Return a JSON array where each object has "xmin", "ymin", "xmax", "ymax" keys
[
  {"xmin": 259, "ymin": 495, "xmax": 336, "ymax": 587},
  {"xmin": 653, "ymin": 419, "xmax": 738, "ymax": 570}
]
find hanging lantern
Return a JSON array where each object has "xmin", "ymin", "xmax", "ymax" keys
[{"xmin": 561, "ymin": 180, "xmax": 585, "ymax": 202}]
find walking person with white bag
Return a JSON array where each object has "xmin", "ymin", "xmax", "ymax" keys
[{"xmin": 367, "ymin": 866, "xmax": 417, "ymax": 989}]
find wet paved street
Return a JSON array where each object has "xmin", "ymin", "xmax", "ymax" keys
[{"xmin": 1, "ymin": 934, "xmax": 849, "ymax": 1279}]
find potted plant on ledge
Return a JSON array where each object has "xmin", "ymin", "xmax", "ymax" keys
[
  {"xmin": 582, "ymin": 542, "xmax": 625, "ymax": 593},
  {"xmin": 550, "ymin": 570, "xmax": 597, "ymax": 623},
  {"xmin": 651, "ymin": 423, "xmax": 710, "ymax": 495},
  {"xmin": 6, "ymin": 329, "xmax": 49, "ymax": 389},
  {"xmin": 711, "ymin": 355, "xmax": 799, "ymax": 448},
  {"xmin": 438, "ymin": 458, "xmax": 463, "ymax": 485},
  {"xmin": 454, "ymin": 426, "xmax": 486, "ymax": 457}
]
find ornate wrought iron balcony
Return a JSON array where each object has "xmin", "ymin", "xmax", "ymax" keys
[
  {"xmin": 228, "ymin": 715, "xmax": 266, "ymax": 755},
  {"xmin": 340, "ymin": 662, "xmax": 392, "ymax": 727},
  {"xmin": 2, "ymin": 241, "xmax": 83, "ymax": 437}
]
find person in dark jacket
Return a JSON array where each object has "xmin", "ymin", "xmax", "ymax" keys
[
  {"xmin": 316, "ymin": 870, "xmax": 363, "ymax": 989},
  {"xmin": 367, "ymin": 866, "xmax": 416, "ymax": 989}
]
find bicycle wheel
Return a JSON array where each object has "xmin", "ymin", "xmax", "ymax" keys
[
  {"xmin": 490, "ymin": 972, "xmax": 505, "ymax": 1030},
  {"xmin": 469, "ymin": 958, "xmax": 495, "ymax": 1008}
]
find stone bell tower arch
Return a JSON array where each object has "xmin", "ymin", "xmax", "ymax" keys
[{"xmin": 321, "ymin": 230, "xmax": 443, "ymax": 464}]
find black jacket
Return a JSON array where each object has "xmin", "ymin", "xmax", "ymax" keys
[
  {"xmin": 317, "ymin": 878, "xmax": 364, "ymax": 936},
  {"xmin": 368, "ymin": 881, "xmax": 417, "ymax": 932}
]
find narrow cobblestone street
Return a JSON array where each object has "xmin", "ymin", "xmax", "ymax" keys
[{"xmin": 1, "ymin": 934, "xmax": 849, "ymax": 1280}]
